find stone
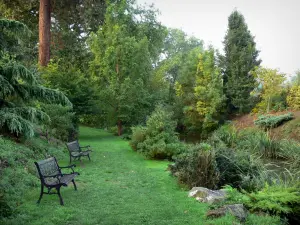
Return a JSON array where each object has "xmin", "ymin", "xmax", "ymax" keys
[
  {"xmin": 206, "ymin": 204, "xmax": 247, "ymax": 222},
  {"xmin": 188, "ymin": 187, "xmax": 227, "ymax": 204}
]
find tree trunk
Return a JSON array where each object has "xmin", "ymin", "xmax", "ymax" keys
[
  {"xmin": 117, "ymin": 119, "xmax": 122, "ymax": 136},
  {"xmin": 39, "ymin": 0, "xmax": 51, "ymax": 66}
]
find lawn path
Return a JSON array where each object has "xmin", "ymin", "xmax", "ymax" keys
[{"xmin": 11, "ymin": 127, "xmax": 208, "ymax": 225}]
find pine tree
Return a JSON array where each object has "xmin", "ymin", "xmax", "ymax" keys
[
  {"xmin": 222, "ymin": 10, "xmax": 261, "ymax": 113},
  {"xmin": 0, "ymin": 19, "xmax": 71, "ymax": 137}
]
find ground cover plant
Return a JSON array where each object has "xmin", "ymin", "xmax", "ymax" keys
[{"xmin": 254, "ymin": 113, "xmax": 294, "ymax": 129}]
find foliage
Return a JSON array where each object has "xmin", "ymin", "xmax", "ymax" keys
[
  {"xmin": 245, "ymin": 183, "xmax": 300, "ymax": 215},
  {"xmin": 225, "ymin": 183, "xmax": 300, "ymax": 219},
  {"xmin": 130, "ymin": 106, "xmax": 183, "ymax": 159},
  {"xmin": 41, "ymin": 62, "xmax": 97, "ymax": 116},
  {"xmin": 176, "ymin": 48, "xmax": 225, "ymax": 134},
  {"xmin": 287, "ymin": 85, "xmax": 300, "ymax": 110},
  {"xmin": 0, "ymin": 19, "xmax": 71, "ymax": 137},
  {"xmin": 171, "ymin": 143, "xmax": 219, "ymax": 189},
  {"xmin": 221, "ymin": 10, "xmax": 261, "ymax": 113},
  {"xmin": 89, "ymin": 0, "xmax": 167, "ymax": 134},
  {"xmin": 252, "ymin": 67, "xmax": 286, "ymax": 112},
  {"xmin": 254, "ymin": 113, "xmax": 294, "ymax": 129},
  {"xmin": 130, "ymin": 126, "xmax": 147, "ymax": 150},
  {"xmin": 41, "ymin": 104, "xmax": 76, "ymax": 141}
]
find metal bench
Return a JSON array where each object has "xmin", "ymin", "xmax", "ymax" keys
[
  {"xmin": 66, "ymin": 140, "xmax": 92, "ymax": 164},
  {"xmin": 34, "ymin": 157, "xmax": 79, "ymax": 205}
]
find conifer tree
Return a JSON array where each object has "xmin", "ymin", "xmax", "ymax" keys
[
  {"xmin": 221, "ymin": 10, "xmax": 261, "ymax": 113},
  {"xmin": 0, "ymin": 19, "xmax": 71, "ymax": 137}
]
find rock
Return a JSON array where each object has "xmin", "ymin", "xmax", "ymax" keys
[
  {"xmin": 207, "ymin": 204, "xmax": 247, "ymax": 222},
  {"xmin": 188, "ymin": 187, "xmax": 227, "ymax": 204}
]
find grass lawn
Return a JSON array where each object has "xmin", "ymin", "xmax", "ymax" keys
[{"xmin": 7, "ymin": 127, "xmax": 210, "ymax": 225}]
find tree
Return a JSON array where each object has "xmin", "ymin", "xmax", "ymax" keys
[
  {"xmin": 156, "ymin": 28, "xmax": 203, "ymax": 104},
  {"xmin": 89, "ymin": 0, "xmax": 166, "ymax": 135},
  {"xmin": 252, "ymin": 67, "xmax": 286, "ymax": 112},
  {"xmin": 175, "ymin": 48, "xmax": 225, "ymax": 134},
  {"xmin": 38, "ymin": 0, "xmax": 51, "ymax": 66},
  {"xmin": 221, "ymin": 10, "xmax": 261, "ymax": 113},
  {"xmin": 0, "ymin": 0, "xmax": 106, "ymax": 66},
  {"xmin": 0, "ymin": 19, "xmax": 71, "ymax": 137}
]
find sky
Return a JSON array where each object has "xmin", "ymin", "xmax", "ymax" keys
[{"xmin": 136, "ymin": 0, "xmax": 300, "ymax": 76}]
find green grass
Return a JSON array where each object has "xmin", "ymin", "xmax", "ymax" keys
[
  {"xmin": 2, "ymin": 127, "xmax": 282, "ymax": 225},
  {"xmin": 5, "ymin": 127, "xmax": 208, "ymax": 225}
]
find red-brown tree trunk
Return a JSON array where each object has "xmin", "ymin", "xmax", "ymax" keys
[
  {"xmin": 39, "ymin": 0, "xmax": 51, "ymax": 66},
  {"xmin": 117, "ymin": 119, "xmax": 122, "ymax": 136}
]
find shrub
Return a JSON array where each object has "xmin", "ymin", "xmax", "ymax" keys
[
  {"xmin": 41, "ymin": 104, "xmax": 77, "ymax": 141},
  {"xmin": 254, "ymin": 113, "xmax": 294, "ymax": 129},
  {"xmin": 130, "ymin": 106, "xmax": 181, "ymax": 159},
  {"xmin": 170, "ymin": 143, "xmax": 219, "ymax": 189},
  {"xmin": 130, "ymin": 126, "xmax": 148, "ymax": 150},
  {"xmin": 225, "ymin": 182, "xmax": 300, "ymax": 218}
]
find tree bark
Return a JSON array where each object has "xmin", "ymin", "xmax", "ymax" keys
[
  {"xmin": 39, "ymin": 0, "xmax": 51, "ymax": 66},
  {"xmin": 117, "ymin": 119, "xmax": 122, "ymax": 136}
]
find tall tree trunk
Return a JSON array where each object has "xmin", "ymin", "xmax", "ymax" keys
[
  {"xmin": 39, "ymin": 0, "xmax": 51, "ymax": 66},
  {"xmin": 117, "ymin": 119, "xmax": 122, "ymax": 136}
]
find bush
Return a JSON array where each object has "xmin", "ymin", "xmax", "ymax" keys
[
  {"xmin": 225, "ymin": 182, "xmax": 300, "ymax": 220},
  {"xmin": 41, "ymin": 104, "xmax": 77, "ymax": 141},
  {"xmin": 130, "ymin": 126, "xmax": 147, "ymax": 150},
  {"xmin": 170, "ymin": 143, "xmax": 219, "ymax": 189},
  {"xmin": 130, "ymin": 106, "xmax": 181, "ymax": 159},
  {"xmin": 254, "ymin": 113, "xmax": 294, "ymax": 129},
  {"xmin": 243, "ymin": 183, "xmax": 300, "ymax": 215}
]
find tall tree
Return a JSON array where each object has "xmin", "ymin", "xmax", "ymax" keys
[
  {"xmin": 221, "ymin": 10, "xmax": 261, "ymax": 113},
  {"xmin": 38, "ymin": 0, "xmax": 51, "ymax": 66},
  {"xmin": 175, "ymin": 48, "xmax": 225, "ymax": 134},
  {"xmin": 0, "ymin": 0, "xmax": 106, "ymax": 66},
  {"xmin": 89, "ymin": 0, "xmax": 166, "ymax": 135}
]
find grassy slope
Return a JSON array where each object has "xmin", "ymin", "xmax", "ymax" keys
[
  {"xmin": 7, "ymin": 127, "xmax": 209, "ymax": 225},
  {"xmin": 233, "ymin": 110, "xmax": 300, "ymax": 141}
]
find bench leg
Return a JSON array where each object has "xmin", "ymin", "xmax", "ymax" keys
[
  {"xmin": 37, "ymin": 184, "xmax": 44, "ymax": 204},
  {"xmin": 69, "ymin": 155, "xmax": 72, "ymax": 165},
  {"xmin": 72, "ymin": 179, "xmax": 77, "ymax": 191},
  {"xmin": 56, "ymin": 187, "xmax": 64, "ymax": 206},
  {"xmin": 88, "ymin": 154, "xmax": 91, "ymax": 161}
]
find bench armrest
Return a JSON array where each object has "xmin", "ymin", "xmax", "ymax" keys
[{"xmin": 60, "ymin": 164, "xmax": 76, "ymax": 173}]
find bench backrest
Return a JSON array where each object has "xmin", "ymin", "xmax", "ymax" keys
[
  {"xmin": 34, "ymin": 157, "xmax": 61, "ymax": 182},
  {"xmin": 66, "ymin": 140, "xmax": 80, "ymax": 153}
]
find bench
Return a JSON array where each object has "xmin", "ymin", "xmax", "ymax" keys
[
  {"xmin": 34, "ymin": 157, "xmax": 79, "ymax": 205},
  {"xmin": 66, "ymin": 140, "xmax": 92, "ymax": 164}
]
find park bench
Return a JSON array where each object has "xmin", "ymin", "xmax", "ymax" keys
[
  {"xmin": 66, "ymin": 140, "xmax": 92, "ymax": 164},
  {"xmin": 34, "ymin": 157, "xmax": 79, "ymax": 205}
]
